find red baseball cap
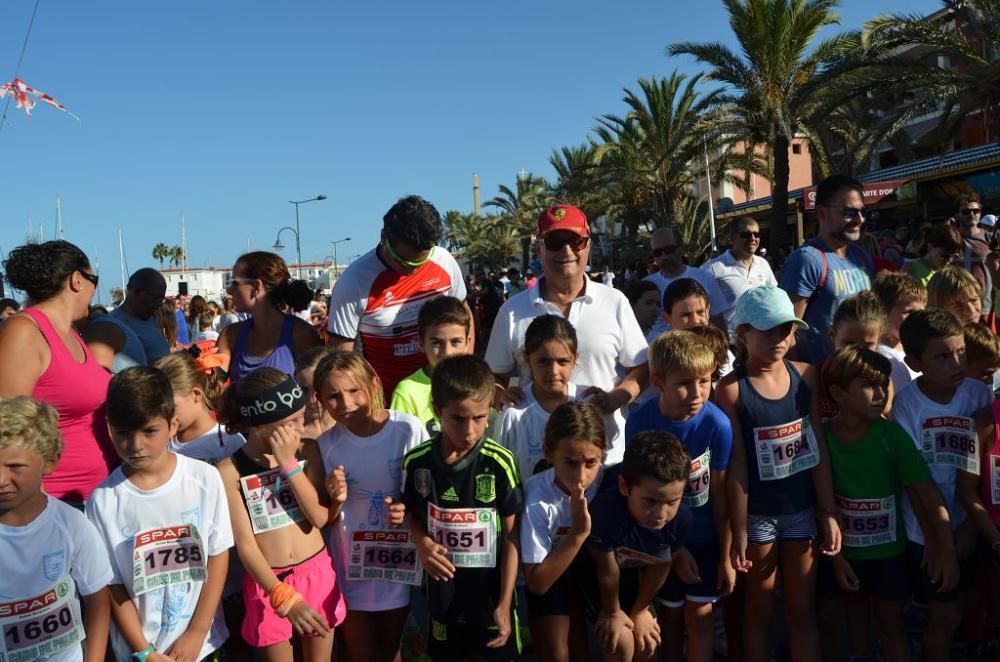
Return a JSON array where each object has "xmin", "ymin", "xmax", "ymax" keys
[{"xmin": 537, "ymin": 204, "xmax": 589, "ymax": 237}]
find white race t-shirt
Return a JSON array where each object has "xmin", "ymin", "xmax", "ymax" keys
[
  {"xmin": 317, "ymin": 411, "xmax": 427, "ymax": 611},
  {"xmin": 890, "ymin": 378, "xmax": 992, "ymax": 545},
  {"xmin": 877, "ymin": 344, "xmax": 920, "ymax": 395},
  {"xmin": 485, "ymin": 278, "xmax": 648, "ymax": 465},
  {"xmin": 0, "ymin": 498, "xmax": 114, "ymax": 662},
  {"xmin": 169, "ymin": 424, "xmax": 246, "ymax": 464},
  {"xmin": 520, "ymin": 467, "xmax": 603, "ymax": 564},
  {"xmin": 702, "ymin": 251, "xmax": 777, "ymax": 331},
  {"xmin": 644, "ymin": 265, "xmax": 732, "ymax": 336},
  {"xmin": 85, "ymin": 453, "xmax": 234, "ymax": 661}
]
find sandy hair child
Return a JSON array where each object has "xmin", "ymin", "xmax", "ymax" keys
[
  {"xmin": 521, "ymin": 400, "xmax": 607, "ymax": 662},
  {"xmin": 927, "ymin": 265, "xmax": 984, "ymax": 326},
  {"xmin": 717, "ymin": 286, "xmax": 841, "ymax": 662},
  {"xmin": 821, "ymin": 290, "xmax": 893, "ymax": 417},
  {"xmin": 962, "ymin": 322, "xmax": 1000, "ymax": 387},
  {"xmin": 0, "ymin": 397, "xmax": 113, "ymax": 662},
  {"xmin": 402, "ymin": 355, "xmax": 523, "ymax": 661},
  {"xmin": 626, "ymin": 330, "xmax": 733, "ymax": 662},
  {"xmin": 86, "ymin": 367, "xmax": 233, "ymax": 662},
  {"xmin": 497, "ymin": 314, "xmax": 589, "ymax": 480},
  {"xmin": 314, "ymin": 351, "xmax": 428, "ymax": 662},
  {"xmin": 892, "ymin": 309, "xmax": 991, "ymax": 661},
  {"xmin": 293, "ymin": 347, "xmax": 336, "ymax": 441},
  {"xmin": 215, "ymin": 367, "xmax": 346, "ymax": 662},
  {"xmin": 391, "ymin": 296, "xmax": 473, "ymax": 433},
  {"xmin": 154, "ymin": 352, "xmax": 245, "ymax": 462},
  {"xmin": 874, "ymin": 271, "xmax": 926, "ymax": 393},
  {"xmin": 819, "ymin": 346, "xmax": 954, "ymax": 662}
]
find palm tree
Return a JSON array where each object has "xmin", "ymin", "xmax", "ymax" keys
[
  {"xmin": 862, "ymin": 0, "xmax": 1000, "ymax": 147},
  {"xmin": 465, "ymin": 218, "xmax": 524, "ymax": 270},
  {"xmin": 151, "ymin": 243, "xmax": 170, "ymax": 269},
  {"xmin": 669, "ymin": 0, "xmax": 856, "ymax": 250},
  {"xmin": 486, "ymin": 173, "xmax": 552, "ymax": 267},
  {"xmin": 549, "ymin": 142, "xmax": 609, "ymax": 224},
  {"xmin": 168, "ymin": 245, "xmax": 185, "ymax": 268}
]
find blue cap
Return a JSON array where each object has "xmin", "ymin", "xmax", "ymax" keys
[{"xmin": 730, "ymin": 286, "xmax": 807, "ymax": 330}]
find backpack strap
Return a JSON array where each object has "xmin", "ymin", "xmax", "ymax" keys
[{"xmin": 804, "ymin": 240, "xmax": 829, "ymax": 303}]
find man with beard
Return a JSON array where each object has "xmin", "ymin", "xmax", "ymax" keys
[
  {"xmin": 85, "ymin": 267, "xmax": 169, "ymax": 372},
  {"xmin": 779, "ymin": 175, "xmax": 873, "ymax": 363},
  {"xmin": 704, "ymin": 216, "xmax": 777, "ymax": 333},
  {"xmin": 954, "ymin": 193, "xmax": 992, "ymax": 314}
]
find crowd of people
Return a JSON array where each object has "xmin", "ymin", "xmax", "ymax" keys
[{"xmin": 0, "ymin": 181, "xmax": 999, "ymax": 662}]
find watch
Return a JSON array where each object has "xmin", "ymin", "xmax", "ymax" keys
[{"xmin": 132, "ymin": 644, "xmax": 155, "ymax": 662}]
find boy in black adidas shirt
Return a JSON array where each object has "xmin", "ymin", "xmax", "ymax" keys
[{"xmin": 403, "ymin": 355, "xmax": 523, "ymax": 661}]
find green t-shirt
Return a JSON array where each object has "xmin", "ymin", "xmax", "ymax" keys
[
  {"xmin": 824, "ymin": 417, "xmax": 932, "ymax": 560},
  {"xmin": 390, "ymin": 368, "xmax": 438, "ymax": 434}
]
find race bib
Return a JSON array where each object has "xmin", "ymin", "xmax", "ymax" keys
[
  {"xmin": 240, "ymin": 462, "xmax": 307, "ymax": 534},
  {"xmin": 837, "ymin": 495, "xmax": 896, "ymax": 548},
  {"xmin": 615, "ymin": 546, "xmax": 670, "ymax": 569},
  {"xmin": 427, "ymin": 503, "xmax": 496, "ymax": 568},
  {"xmin": 684, "ymin": 448, "xmax": 712, "ymax": 508},
  {"xmin": 753, "ymin": 418, "xmax": 819, "ymax": 481},
  {"xmin": 0, "ymin": 580, "xmax": 83, "ymax": 662},
  {"xmin": 921, "ymin": 417, "xmax": 979, "ymax": 474},
  {"xmin": 348, "ymin": 530, "xmax": 422, "ymax": 586},
  {"xmin": 991, "ymin": 455, "xmax": 1000, "ymax": 505},
  {"xmin": 131, "ymin": 525, "xmax": 207, "ymax": 596}
]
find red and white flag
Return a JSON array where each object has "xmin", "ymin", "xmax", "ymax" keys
[{"xmin": 0, "ymin": 77, "xmax": 78, "ymax": 120}]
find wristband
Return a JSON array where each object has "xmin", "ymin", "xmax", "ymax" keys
[
  {"xmin": 280, "ymin": 465, "xmax": 304, "ymax": 480},
  {"xmin": 132, "ymin": 644, "xmax": 155, "ymax": 662},
  {"xmin": 279, "ymin": 461, "xmax": 300, "ymax": 474}
]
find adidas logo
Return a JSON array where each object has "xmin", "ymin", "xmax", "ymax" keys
[{"xmin": 441, "ymin": 487, "xmax": 459, "ymax": 502}]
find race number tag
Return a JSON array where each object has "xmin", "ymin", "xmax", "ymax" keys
[
  {"xmin": 753, "ymin": 418, "xmax": 819, "ymax": 481},
  {"xmin": 240, "ymin": 462, "xmax": 307, "ymax": 534},
  {"xmin": 427, "ymin": 504, "xmax": 496, "ymax": 568},
  {"xmin": 921, "ymin": 417, "xmax": 979, "ymax": 474},
  {"xmin": 684, "ymin": 448, "xmax": 712, "ymax": 508},
  {"xmin": 837, "ymin": 495, "xmax": 896, "ymax": 548},
  {"xmin": 0, "ymin": 580, "xmax": 83, "ymax": 662},
  {"xmin": 348, "ymin": 530, "xmax": 422, "ymax": 586},
  {"xmin": 131, "ymin": 525, "xmax": 206, "ymax": 596},
  {"xmin": 991, "ymin": 455, "xmax": 1000, "ymax": 505},
  {"xmin": 615, "ymin": 546, "xmax": 670, "ymax": 569}
]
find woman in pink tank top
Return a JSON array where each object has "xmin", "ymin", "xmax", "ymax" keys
[{"xmin": 0, "ymin": 241, "xmax": 115, "ymax": 504}]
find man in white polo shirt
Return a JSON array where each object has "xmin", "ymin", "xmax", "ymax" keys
[
  {"xmin": 484, "ymin": 204, "xmax": 649, "ymax": 464},
  {"xmin": 643, "ymin": 225, "xmax": 730, "ymax": 335},
  {"xmin": 703, "ymin": 216, "xmax": 777, "ymax": 332}
]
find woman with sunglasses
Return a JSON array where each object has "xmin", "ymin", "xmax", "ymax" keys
[
  {"xmin": 901, "ymin": 224, "xmax": 962, "ymax": 288},
  {"xmin": 218, "ymin": 251, "xmax": 323, "ymax": 383},
  {"xmin": 0, "ymin": 240, "xmax": 115, "ymax": 507}
]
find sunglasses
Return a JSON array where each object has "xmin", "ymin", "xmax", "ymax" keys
[
  {"xmin": 738, "ymin": 231, "xmax": 761, "ymax": 240},
  {"xmin": 960, "ymin": 208, "xmax": 983, "ymax": 215},
  {"xmin": 542, "ymin": 233, "xmax": 590, "ymax": 252},
  {"xmin": 79, "ymin": 270, "xmax": 99, "ymax": 287},
  {"xmin": 383, "ymin": 237, "xmax": 433, "ymax": 268},
  {"xmin": 651, "ymin": 245, "xmax": 679, "ymax": 258}
]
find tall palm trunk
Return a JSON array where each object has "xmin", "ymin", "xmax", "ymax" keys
[{"xmin": 768, "ymin": 133, "xmax": 792, "ymax": 253}]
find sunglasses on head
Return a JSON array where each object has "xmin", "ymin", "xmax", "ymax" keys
[
  {"xmin": 541, "ymin": 233, "xmax": 590, "ymax": 252},
  {"xmin": 651, "ymin": 245, "xmax": 679, "ymax": 258},
  {"xmin": 738, "ymin": 231, "xmax": 760, "ymax": 240}
]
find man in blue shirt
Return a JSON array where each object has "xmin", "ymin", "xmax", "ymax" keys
[{"xmin": 779, "ymin": 175, "xmax": 873, "ymax": 364}]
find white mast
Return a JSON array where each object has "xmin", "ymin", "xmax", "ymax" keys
[
  {"xmin": 119, "ymin": 228, "xmax": 127, "ymax": 294},
  {"xmin": 181, "ymin": 214, "xmax": 188, "ymax": 274},
  {"xmin": 27, "ymin": 217, "xmax": 33, "ymax": 243},
  {"xmin": 56, "ymin": 195, "xmax": 64, "ymax": 239}
]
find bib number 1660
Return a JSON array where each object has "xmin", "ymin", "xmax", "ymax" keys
[
  {"xmin": 434, "ymin": 530, "xmax": 486, "ymax": 549},
  {"xmin": 3, "ymin": 606, "xmax": 73, "ymax": 647}
]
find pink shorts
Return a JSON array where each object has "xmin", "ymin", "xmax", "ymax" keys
[{"xmin": 241, "ymin": 548, "xmax": 347, "ymax": 647}]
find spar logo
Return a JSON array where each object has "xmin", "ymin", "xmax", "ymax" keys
[
  {"xmin": 353, "ymin": 530, "xmax": 410, "ymax": 543},
  {"xmin": 0, "ymin": 584, "xmax": 61, "ymax": 617},
  {"xmin": 134, "ymin": 525, "xmax": 193, "ymax": 549}
]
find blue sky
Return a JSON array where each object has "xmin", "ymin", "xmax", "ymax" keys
[{"xmin": 1, "ymin": 0, "xmax": 938, "ymax": 302}]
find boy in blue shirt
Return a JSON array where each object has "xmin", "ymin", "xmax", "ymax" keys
[{"xmin": 626, "ymin": 330, "xmax": 733, "ymax": 662}]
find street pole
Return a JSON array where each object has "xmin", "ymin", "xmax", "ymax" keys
[
  {"xmin": 289, "ymin": 195, "xmax": 327, "ymax": 280},
  {"xmin": 704, "ymin": 139, "xmax": 717, "ymax": 254},
  {"xmin": 329, "ymin": 237, "xmax": 352, "ymax": 283}
]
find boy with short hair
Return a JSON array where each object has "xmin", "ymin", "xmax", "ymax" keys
[
  {"xmin": 819, "ymin": 346, "xmax": 955, "ymax": 662},
  {"xmin": 0, "ymin": 397, "xmax": 113, "ymax": 662},
  {"xmin": 391, "ymin": 296, "xmax": 473, "ymax": 433},
  {"xmin": 402, "ymin": 355, "xmax": 522, "ymax": 661},
  {"xmin": 86, "ymin": 366, "xmax": 233, "ymax": 662},
  {"xmin": 927, "ymin": 265, "xmax": 984, "ymax": 326},
  {"xmin": 892, "ymin": 309, "xmax": 992, "ymax": 662},
  {"xmin": 662, "ymin": 279, "xmax": 711, "ymax": 331},
  {"xmin": 874, "ymin": 271, "xmax": 927, "ymax": 393},
  {"xmin": 625, "ymin": 331, "xmax": 732, "ymax": 662},
  {"xmin": 963, "ymin": 322, "xmax": 1000, "ymax": 388},
  {"xmin": 582, "ymin": 431, "xmax": 691, "ymax": 662}
]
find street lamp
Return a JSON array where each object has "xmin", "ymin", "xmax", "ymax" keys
[
  {"xmin": 272, "ymin": 226, "xmax": 300, "ymax": 276},
  {"xmin": 330, "ymin": 237, "xmax": 351, "ymax": 281},
  {"xmin": 288, "ymin": 195, "xmax": 327, "ymax": 278}
]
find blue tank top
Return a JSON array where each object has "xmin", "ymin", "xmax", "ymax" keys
[
  {"xmin": 737, "ymin": 360, "xmax": 817, "ymax": 516},
  {"xmin": 230, "ymin": 315, "xmax": 298, "ymax": 382}
]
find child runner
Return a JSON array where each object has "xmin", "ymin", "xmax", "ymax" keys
[
  {"xmin": 391, "ymin": 296, "xmax": 473, "ymax": 434},
  {"xmin": 662, "ymin": 278, "xmax": 711, "ymax": 331},
  {"xmin": 874, "ymin": 272, "xmax": 926, "ymax": 394},
  {"xmin": 820, "ymin": 290, "xmax": 891, "ymax": 418},
  {"xmin": 901, "ymin": 224, "xmax": 963, "ymax": 288},
  {"xmin": 497, "ymin": 314, "xmax": 587, "ymax": 480},
  {"xmin": 717, "ymin": 286, "xmax": 841, "ymax": 662},
  {"xmin": 927, "ymin": 265, "xmax": 984, "ymax": 326},
  {"xmin": 0, "ymin": 397, "xmax": 113, "ymax": 662},
  {"xmin": 215, "ymin": 367, "xmax": 346, "ymax": 662},
  {"xmin": 293, "ymin": 347, "xmax": 336, "ymax": 441},
  {"xmin": 581, "ymin": 431, "xmax": 693, "ymax": 662},
  {"xmin": 155, "ymin": 352, "xmax": 245, "ymax": 463},
  {"xmin": 626, "ymin": 331, "xmax": 733, "ymax": 662},
  {"xmin": 521, "ymin": 400, "xmax": 607, "ymax": 661},
  {"xmin": 685, "ymin": 324, "xmax": 734, "ymax": 384},
  {"xmin": 402, "ymin": 355, "xmax": 523, "ymax": 661},
  {"xmin": 314, "ymin": 351, "xmax": 428, "ymax": 661},
  {"xmin": 86, "ymin": 366, "xmax": 233, "ymax": 662},
  {"xmin": 625, "ymin": 280, "xmax": 662, "ymax": 340},
  {"xmin": 819, "ymin": 346, "xmax": 955, "ymax": 662},
  {"xmin": 892, "ymin": 309, "xmax": 992, "ymax": 662},
  {"xmin": 962, "ymin": 322, "xmax": 1000, "ymax": 389}
]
